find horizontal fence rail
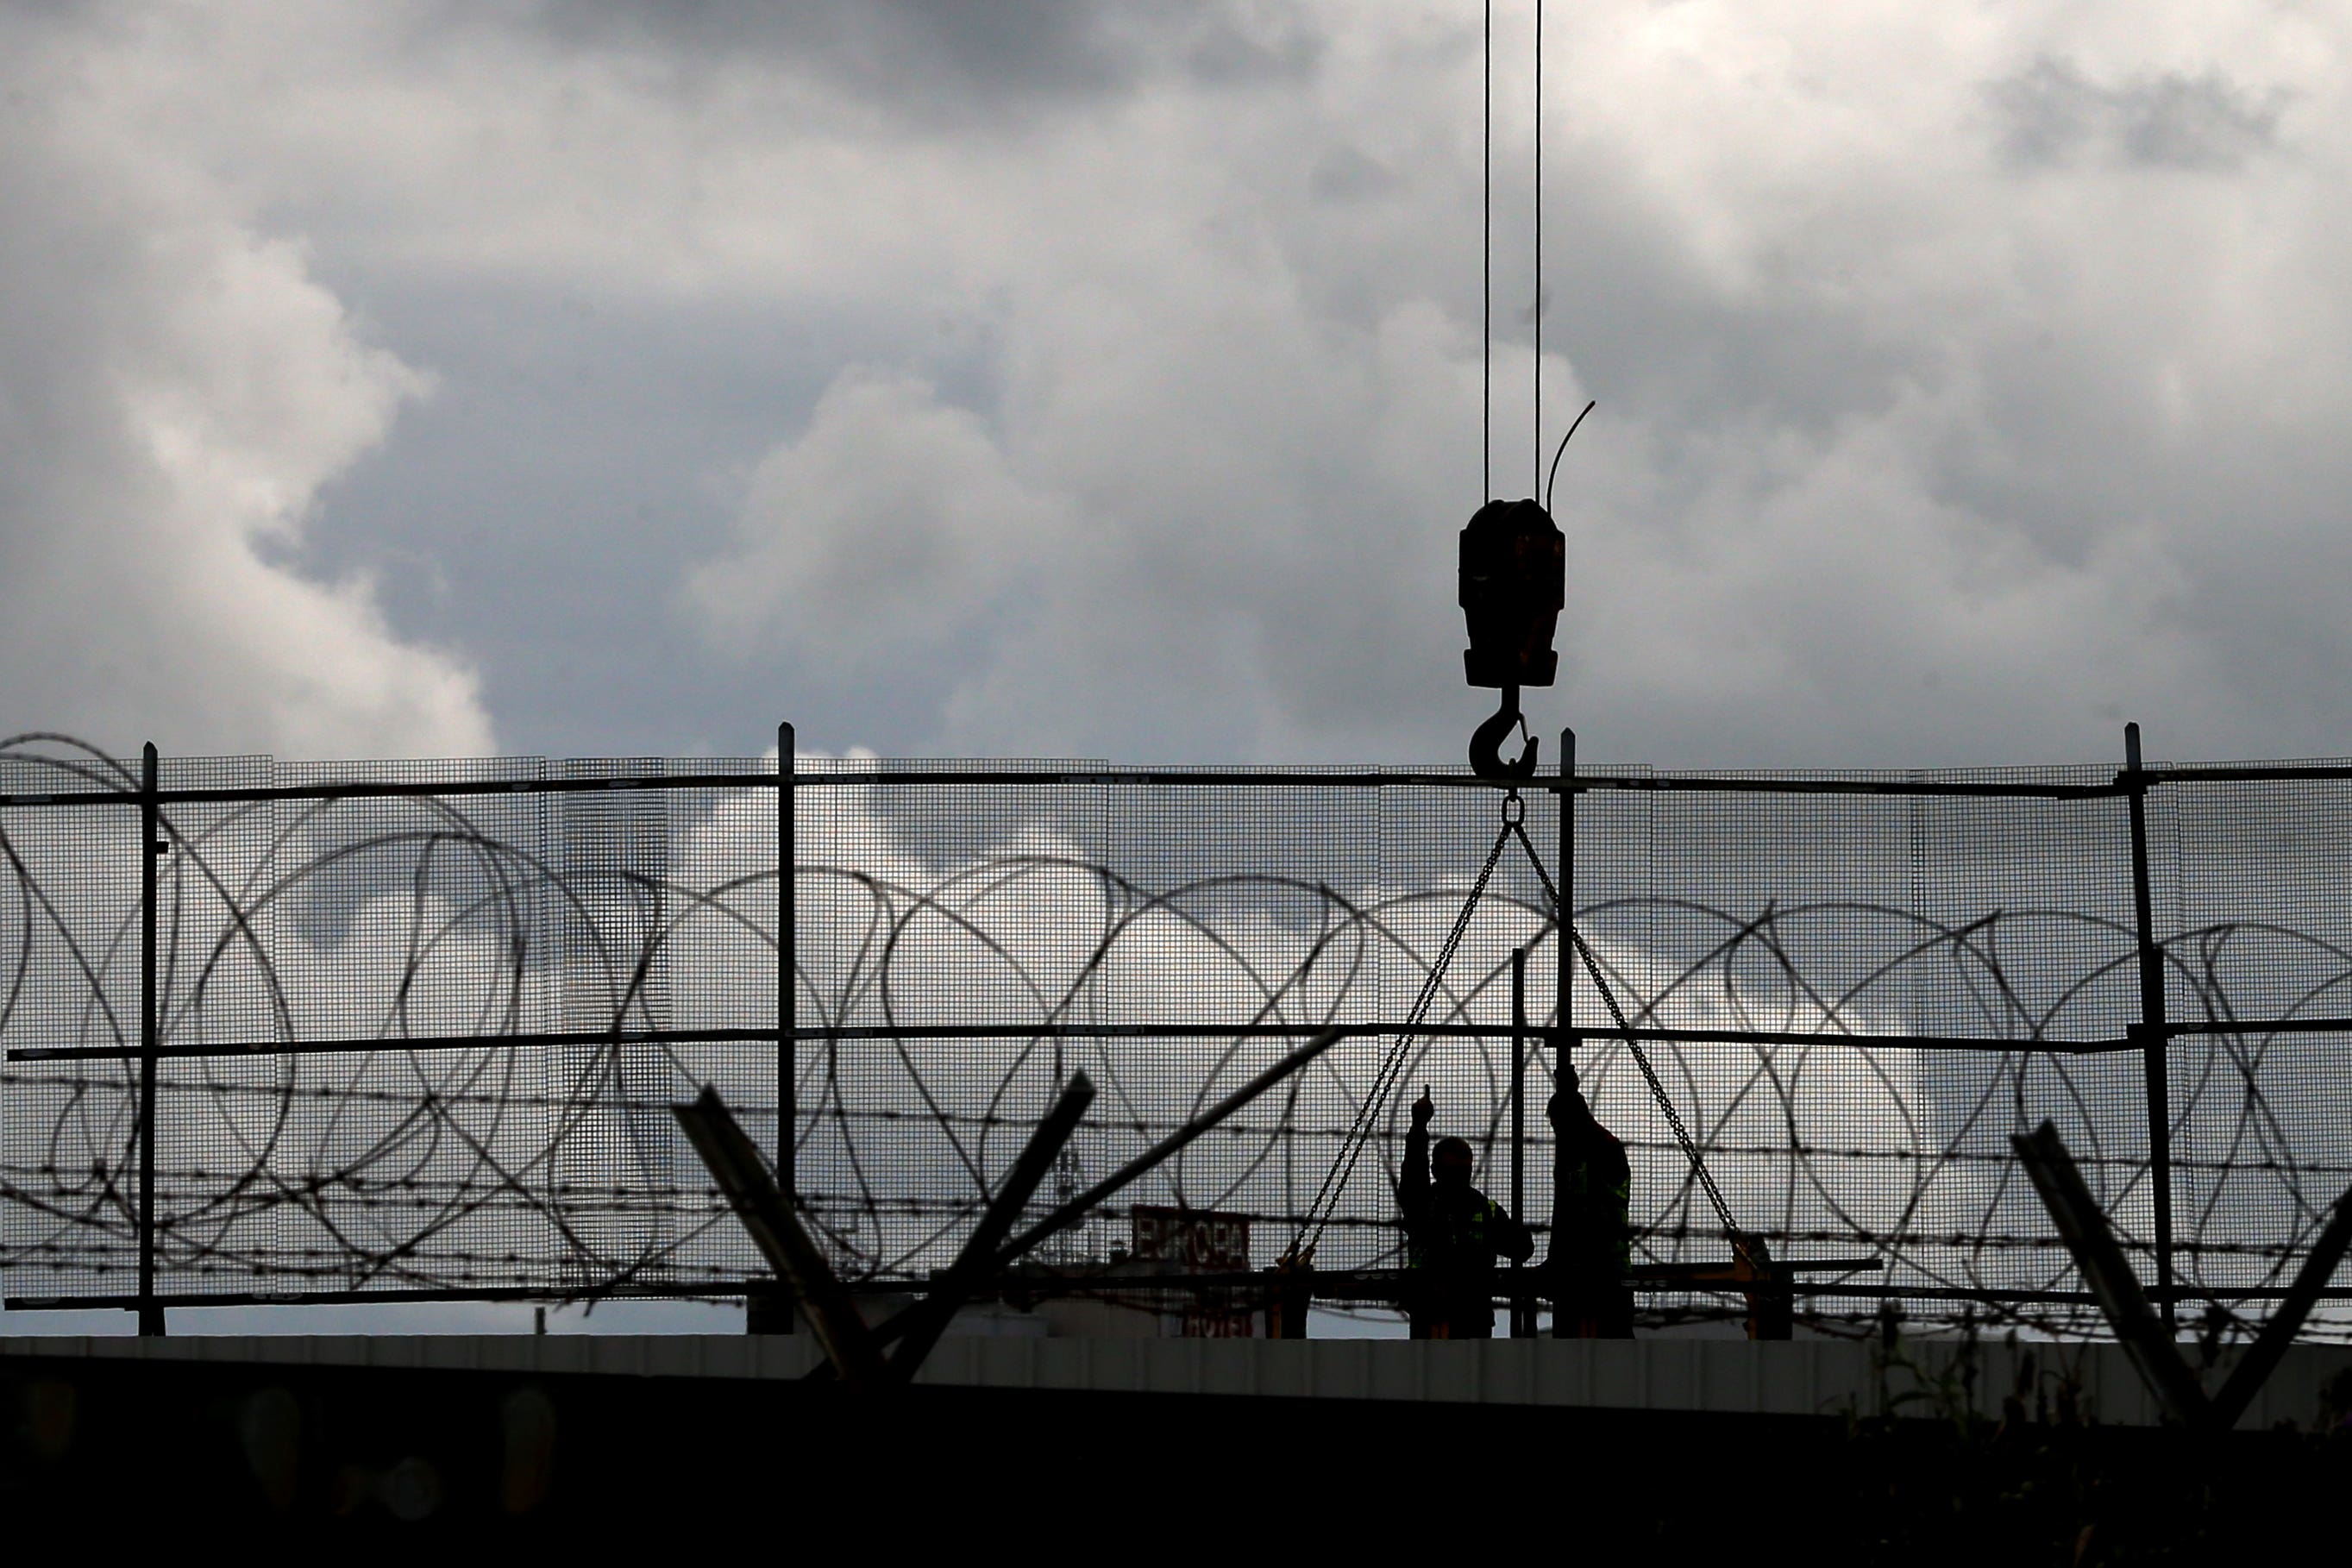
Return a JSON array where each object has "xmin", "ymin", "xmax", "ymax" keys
[
  {"xmin": 7, "ymin": 727, "xmax": 2352, "ymax": 1342},
  {"xmin": 8, "ymin": 1023, "xmax": 2177, "ymax": 1063}
]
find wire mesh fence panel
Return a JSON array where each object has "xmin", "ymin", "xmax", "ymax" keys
[
  {"xmin": 1894, "ymin": 778, "xmax": 2141, "ymax": 1334},
  {"xmin": 793, "ymin": 769, "xmax": 1400, "ymax": 1281},
  {"xmin": 1574, "ymin": 776, "xmax": 1914, "ymax": 1291},
  {"xmin": 1567, "ymin": 770, "xmax": 2149, "ymax": 1330},
  {"xmin": 793, "ymin": 765, "xmax": 1103, "ymax": 1282},
  {"xmin": 0, "ymin": 739, "xmax": 146, "ymax": 1297},
  {"xmin": 3, "ymin": 748, "xmax": 786, "ymax": 1301},
  {"xmin": 2164, "ymin": 768, "xmax": 2352, "ymax": 1331},
  {"xmin": 10, "ymin": 737, "xmax": 2352, "ymax": 1338}
]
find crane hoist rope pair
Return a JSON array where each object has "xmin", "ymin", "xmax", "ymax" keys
[{"xmin": 1286, "ymin": 0, "xmax": 1740, "ymax": 1280}]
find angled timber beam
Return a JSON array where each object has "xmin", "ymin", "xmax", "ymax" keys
[
  {"xmin": 674, "ymin": 1085, "xmax": 884, "ymax": 1389},
  {"xmin": 2012, "ymin": 1120, "xmax": 2210, "ymax": 1425},
  {"xmin": 995, "ymin": 1027, "xmax": 1344, "ymax": 1268},
  {"xmin": 2209, "ymin": 1183, "xmax": 2352, "ymax": 1429},
  {"xmin": 885, "ymin": 1070, "xmax": 1097, "ymax": 1383},
  {"xmin": 2018, "ymin": 1120, "xmax": 2352, "ymax": 1429},
  {"xmin": 850, "ymin": 1028, "xmax": 1345, "ymax": 1362}
]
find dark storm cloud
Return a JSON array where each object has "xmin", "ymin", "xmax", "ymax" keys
[
  {"xmin": 10, "ymin": 1, "xmax": 2352, "ymax": 775},
  {"xmin": 510, "ymin": 0, "xmax": 1320, "ymax": 128},
  {"xmin": 1991, "ymin": 56, "xmax": 2289, "ymax": 172},
  {"xmin": 1310, "ymin": 145, "xmax": 1404, "ymax": 204}
]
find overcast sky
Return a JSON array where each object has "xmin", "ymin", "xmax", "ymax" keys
[{"xmin": 3, "ymin": 1, "xmax": 2347, "ymax": 770}]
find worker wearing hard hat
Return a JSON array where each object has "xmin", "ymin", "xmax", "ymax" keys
[
  {"xmin": 1397, "ymin": 1087, "xmax": 1534, "ymax": 1338},
  {"xmin": 1548, "ymin": 1062, "xmax": 1634, "ymax": 1337}
]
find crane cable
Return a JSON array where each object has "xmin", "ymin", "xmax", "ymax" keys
[
  {"xmin": 1493, "ymin": 0, "xmax": 1738, "ymax": 1247},
  {"xmin": 1289, "ymin": 0, "xmax": 1740, "ymax": 1268}
]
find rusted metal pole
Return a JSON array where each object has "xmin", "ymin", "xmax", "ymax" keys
[
  {"xmin": 746, "ymin": 721, "xmax": 800, "ymax": 1336},
  {"xmin": 1558, "ymin": 728, "xmax": 1574, "ymax": 1051},
  {"xmin": 2123, "ymin": 722, "xmax": 2177, "ymax": 1333},
  {"xmin": 1551, "ymin": 729, "xmax": 1574, "ymax": 1339}
]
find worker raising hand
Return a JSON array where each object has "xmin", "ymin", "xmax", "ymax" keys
[
  {"xmin": 1396, "ymin": 1082, "xmax": 1531, "ymax": 1339},
  {"xmin": 1546, "ymin": 1061, "xmax": 1585, "ymax": 1131}
]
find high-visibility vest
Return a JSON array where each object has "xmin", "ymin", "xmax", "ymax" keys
[
  {"xmin": 1558, "ymin": 1151, "xmax": 1631, "ymax": 1276},
  {"xmin": 1408, "ymin": 1195, "xmax": 1511, "ymax": 1271}
]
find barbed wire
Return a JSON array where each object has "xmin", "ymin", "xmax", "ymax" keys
[{"xmin": 6, "ymin": 732, "xmax": 2352, "ymax": 1335}]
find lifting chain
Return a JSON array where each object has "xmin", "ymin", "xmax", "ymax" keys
[
  {"xmin": 1294, "ymin": 787, "xmax": 1747, "ymax": 1268},
  {"xmin": 1290, "ymin": 794, "xmax": 1518, "ymax": 1260},
  {"xmin": 1503, "ymin": 817, "xmax": 1741, "ymax": 1243}
]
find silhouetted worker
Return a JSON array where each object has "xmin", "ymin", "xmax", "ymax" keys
[
  {"xmin": 1398, "ymin": 1086, "xmax": 1533, "ymax": 1339},
  {"xmin": 1549, "ymin": 1062, "xmax": 1634, "ymax": 1338}
]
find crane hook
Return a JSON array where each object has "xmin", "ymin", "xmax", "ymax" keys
[{"xmin": 1468, "ymin": 684, "xmax": 1540, "ymax": 781}]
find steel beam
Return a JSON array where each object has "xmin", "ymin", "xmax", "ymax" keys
[
  {"xmin": 8, "ymin": 1019, "xmax": 2154, "ymax": 1063},
  {"xmin": 849, "ymin": 1030, "xmax": 1343, "ymax": 1359},
  {"xmin": 998, "ymin": 1029, "xmax": 1342, "ymax": 1265}
]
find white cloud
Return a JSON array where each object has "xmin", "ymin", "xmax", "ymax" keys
[
  {"xmin": 0, "ymin": 11, "xmax": 493, "ymax": 760},
  {"xmin": 643, "ymin": 0, "xmax": 2352, "ymax": 764},
  {"xmin": 685, "ymin": 369, "xmax": 1077, "ymax": 676},
  {"xmin": 23, "ymin": 1, "xmax": 2352, "ymax": 765}
]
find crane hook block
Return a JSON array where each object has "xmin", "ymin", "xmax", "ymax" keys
[{"xmin": 1458, "ymin": 499, "xmax": 1565, "ymax": 689}]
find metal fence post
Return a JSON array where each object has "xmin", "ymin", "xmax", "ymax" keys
[
  {"xmin": 2123, "ymin": 721, "xmax": 2176, "ymax": 1334},
  {"xmin": 1551, "ymin": 729, "xmax": 1575, "ymax": 1338},
  {"xmin": 1557, "ymin": 727, "xmax": 1575, "ymax": 1048},
  {"xmin": 1509, "ymin": 945, "xmax": 1528, "ymax": 1336},
  {"xmin": 749, "ymin": 720, "xmax": 800, "ymax": 1337},
  {"xmin": 137, "ymin": 741, "xmax": 164, "ymax": 1337},
  {"xmin": 778, "ymin": 721, "xmax": 795, "ymax": 1208}
]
